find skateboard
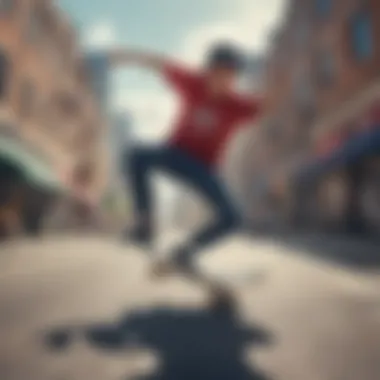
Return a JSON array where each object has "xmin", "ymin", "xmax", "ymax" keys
[
  {"xmin": 149, "ymin": 256, "xmax": 238, "ymax": 313},
  {"xmin": 124, "ymin": 238, "xmax": 262, "ymax": 313}
]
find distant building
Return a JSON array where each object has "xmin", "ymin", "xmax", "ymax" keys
[
  {"xmin": 102, "ymin": 111, "xmax": 133, "ymax": 224},
  {"xmin": 83, "ymin": 51, "xmax": 135, "ymax": 184},
  {"xmin": 108, "ymin": 111, "xmax": 132, "ymax": 185},
  {"xmin": 84, "ymin": 51, "xmax": 111, "ymax": 114}
]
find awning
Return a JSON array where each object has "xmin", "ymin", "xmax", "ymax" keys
[
  {"xmin": 297, "ymin": 127, "xmax": 380, "ymax": 183},
  {"xmin": 0, "ymin": 135, "xmax": 66, "ymax": 193}
]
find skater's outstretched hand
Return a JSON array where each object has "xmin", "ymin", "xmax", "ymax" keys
[{"xmin": 107, "ymin": 48, "xmax": 170, "ymax": 72}]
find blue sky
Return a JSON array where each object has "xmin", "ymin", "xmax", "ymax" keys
[{"xmin": 60, "ymin": 0, "xmax": 230, "ymax": 53}]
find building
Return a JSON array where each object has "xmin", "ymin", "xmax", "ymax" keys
[
  {"xmin": 84, "ymin": 51, "xmax": 111, "ymax": 115},
  {"xmin": 226, "ymin": 54, "xmax": 266, "ymax": 210},
  {"xmin": 244, "ymin": 0, "xmax": 380, "ymax": 235},
  {"xmin": 0, "ymin": 0, "xmax": 108, "ymax": 235}
]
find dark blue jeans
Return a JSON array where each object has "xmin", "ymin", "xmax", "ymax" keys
[{"xmin": 125, "ymin": 144, "xmax": 240, "ymax": 262}]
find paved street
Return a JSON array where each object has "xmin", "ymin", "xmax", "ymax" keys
[{"xmin": 0, "ymin": 234, "xmax": 379, "ymax": 380}]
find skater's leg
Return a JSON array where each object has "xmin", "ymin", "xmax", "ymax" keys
[
  {"xmin": 172, "ymin": 170, "xmax": 240, "ymax": 270},
  {"xmin": 123, "ymin": 145, "xmax": 162, "ymax": 246},
  {"xmin": 143, "ymin": 147, "xmax": 240, "ymax": 271},
  {"xmin": 143, "ymin": 147, "xmax": 239, "ymax": 310}
]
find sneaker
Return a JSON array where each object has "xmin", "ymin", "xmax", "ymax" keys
[
  {"xmin": 150, "ymin": 259, "xmax": 176, "ymax": 279},
  {"xmin": 151, "ymin": 254, "xmax": 196, "ymax": 279}
]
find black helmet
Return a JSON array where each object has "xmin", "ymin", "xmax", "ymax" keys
[{"xmin": 206, "ymin": 42, "xmax": 245, "ymax": 71}]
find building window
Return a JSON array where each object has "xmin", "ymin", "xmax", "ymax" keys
[
  {"xmin": 60, "ymin": 94, "xmax": 80, "ymax": 118},
  {"xmin": 315, "ymin": 0, "xmax": 333, "ymax": 17},
  {"xmin": 351, "ymin": 11, "xmax": 373, "ymax": 61},
  {"xmin": 26, "ymin": 4, "xmax": 51, "ymax": 42},
  {"xmin": 295, "ymin": 75, "xmax": 314, "ymax": 106},
  {"xmin": 0, "ymin": 0, "xmax": 13, "ymax": 13},
  {"xmin": 299, "ymin": 103, "xmax": 317, "ymax": 125},
  {"xmin": 265, "ymin": 120, "xmax": 282, "ymax": 144},
  {"xmin": 26, "ymin": 7, "xmax": 40, "ymax": 41},
  {"xmin": 0, "ymin": 50, "xmax": 10, "ymax": 99},
  {"xmin": 73, "ymin": 161, "xmax": 93, "ymax": 186},
  {"xmin": 294, "ymin": 20, "xmax": 310, "ymax": 48},
  {"xmin": 316, "ymin": 49, "xmax": 336, "ymax": 86},
  {"xmin": 293, "ymin": 73, "xmax": 316, "ymax": 125},
  {"xmin": 19, "ymin": 80, "xmax": 35, "ymax": 117}
]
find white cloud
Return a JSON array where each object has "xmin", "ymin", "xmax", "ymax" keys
[
  {"xmin": 112, "ymin": 87, "xmax": 178, "ymax": 143},
  {"xmin": 83, "ymin": 20, "xmax": 118, "ymax": 48},
  {"xmin": 177, "ymin": 0, "xmax": 286, "ymax": 66}
]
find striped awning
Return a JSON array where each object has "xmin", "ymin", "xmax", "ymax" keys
[
  {"xmin": 297, "ymin": 127, "xmax": 380, "ymax": 183},
  {"xmin": 0, "ymin": 135, "xmax": 65, "ymax": 193}
]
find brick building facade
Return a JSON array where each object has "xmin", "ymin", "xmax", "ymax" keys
[
  {"xmin": 0, "ymin": 0, "xmax": 108, "ymax": 235},
  {"xmin": 0, "ymin": 0, "xmax": 107, "ymax": 197},
  {"xmin": 245, "ymin": 0, "xmax": 380, "ymax": 235}
]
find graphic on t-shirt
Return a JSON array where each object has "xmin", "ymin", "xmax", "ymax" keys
[{"xmin": 192, "ymin": 107, "xmax": 217, "ymax": 132}]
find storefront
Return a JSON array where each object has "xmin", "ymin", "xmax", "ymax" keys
[
  {"xmin": 294, "ymin": 109, "xmax": 380, "ymax": 235},
  {"xmin": 0, "ymin": 130, "xmax": 66, "ymax": 238}
]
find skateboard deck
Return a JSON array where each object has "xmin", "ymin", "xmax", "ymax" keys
[{"xmin": 125, "ymin": 241, "xmax": 263, "ymax": 312}]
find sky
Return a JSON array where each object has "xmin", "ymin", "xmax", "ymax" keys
[{"xmin": 59, "ymin": 0, "xmax": 286, "ymax": 216}]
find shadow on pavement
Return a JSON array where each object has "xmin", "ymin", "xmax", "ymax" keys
[{"xmin": 45, "ymin": 305, "xmax": 273, "ymax": 380}]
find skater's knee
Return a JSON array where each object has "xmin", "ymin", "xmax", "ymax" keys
[
  {"xmin": 127, "ymin": 148, "xmax": 148, "ymax": 174},
  {"xmin": 220, "ymin": 209, "xmax": 241, "ymax": 231}
]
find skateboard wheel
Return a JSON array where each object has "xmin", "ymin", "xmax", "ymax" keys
[
  {"xmin": 45, "ymin": 330, "xmax": 72, "ymax": 351},
  {"xmin": 150, "ymin": 260, "xmax": 174, "ymax": 279}
]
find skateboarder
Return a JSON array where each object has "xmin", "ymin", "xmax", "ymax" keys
[{"xmin": 121, "ymin": 42, "xmax": 262, "ymax": 305}]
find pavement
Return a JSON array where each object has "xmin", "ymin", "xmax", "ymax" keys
[{"xmin": 0, "ymin": 233, "xmax": 379, "ymax": 380}]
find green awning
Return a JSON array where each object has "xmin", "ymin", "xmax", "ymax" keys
[{"xmin": 0, "ymin": 136, "xmax": 66, "ymax": 193}]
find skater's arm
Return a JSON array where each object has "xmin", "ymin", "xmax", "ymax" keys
[
  {"xmin": 108, "ymin": 48, "xmax": 199, "ymax": 93},
  {"xmin": 108, "ymin": 48, "xmax": 168, "ymax": 72}
]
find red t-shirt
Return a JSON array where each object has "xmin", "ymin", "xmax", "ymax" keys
[{"xmin": 164, "ymin": 64, "xmax": 261, "ymax": 167}]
